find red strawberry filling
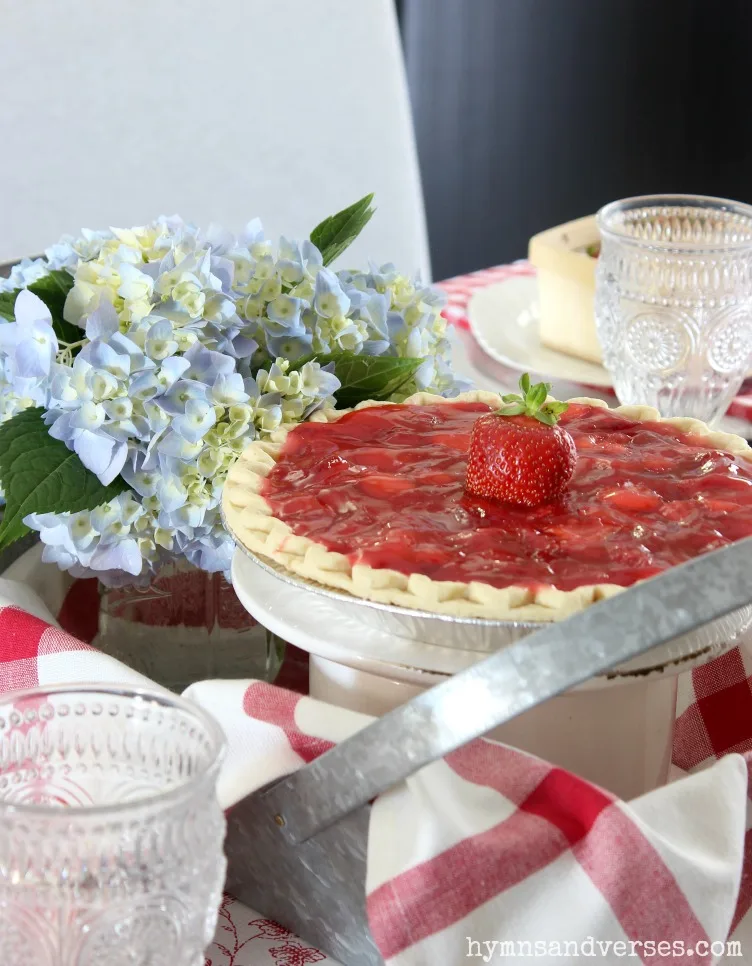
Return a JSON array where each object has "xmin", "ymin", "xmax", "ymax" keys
[{"xmin": 262, "ymin": 402, "xmax": 752, "ymax": 592}]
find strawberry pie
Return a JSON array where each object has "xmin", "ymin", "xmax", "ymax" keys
[{"xmin": 222, "ymin": 388, "xmax": 752, "ymax": 621}]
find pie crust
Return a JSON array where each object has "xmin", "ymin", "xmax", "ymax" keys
[{"xmin": 222, "ymin": 391, "xmax": 752, "ymax": 622}]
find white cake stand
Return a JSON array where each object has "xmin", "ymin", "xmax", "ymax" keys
[{"xmin": 231, "ymin": 550, "xmax": 745, "ymax": 800}]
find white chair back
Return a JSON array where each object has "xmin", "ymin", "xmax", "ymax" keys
[{"xmin": 0, "ymin": 0, "xmax": 430, "ymax": 278}]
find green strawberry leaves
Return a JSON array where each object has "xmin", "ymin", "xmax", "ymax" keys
[
  {"xmin": 497, "ymin": 372, "xmax": 568, "ymax": 426},
  {"xmin": 292, "ymin": 351, "xmax": 423, "ymax": 409},
  {"xmin": 0, "ymin": 407, "xmax": 128, "ymax": 550},
  {"xmin": 310, "ymin": 194, "xmax": 376, "ymax": 267}
]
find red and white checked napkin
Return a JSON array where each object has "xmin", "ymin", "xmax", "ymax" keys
[
  {"xmin": 2, "ymin": 575, "xmax": 752, "ymax": 966},
  {"xmin": 437, "ymin": 261, "xmax": 752, "ymax": 424}
]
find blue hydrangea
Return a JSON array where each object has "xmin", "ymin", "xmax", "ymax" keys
[{"xmin": 0, "ymin": 215, "xmax": 465, "ymax": 584}]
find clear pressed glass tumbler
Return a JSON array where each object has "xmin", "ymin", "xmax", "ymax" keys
[
  {"xmin": 0, "ymin": 685, "xmax": 227, "ymax": 966},
  {"xmin": 595, "ymin": 194, "xmax": 752, "ymax": 423}
]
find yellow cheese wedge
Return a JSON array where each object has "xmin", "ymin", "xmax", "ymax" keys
[{"xmin": 528, "ymin": 215, "xmax": 602, "ymax": 364}]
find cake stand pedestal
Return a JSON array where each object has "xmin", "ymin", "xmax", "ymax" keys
[
  {"xmin": 308, "ymin": 654, "xmax": 676, "ymax": 799},
  {"xmin": 231, "ymin": 552, "xmax": 740, "ymax": 800}
]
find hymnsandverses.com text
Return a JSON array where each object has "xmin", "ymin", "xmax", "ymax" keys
[{"xmin": 466, "ymin": 937, "xmax": 742, "ymax": 960}]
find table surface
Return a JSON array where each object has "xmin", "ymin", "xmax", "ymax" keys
[
  {"xmin": 450, "ymin": 324, "xmax": 752, "ymax": 440},
  {"xmin": 207, "ymin": 895, "xmax": 340, "ymax": 965}
]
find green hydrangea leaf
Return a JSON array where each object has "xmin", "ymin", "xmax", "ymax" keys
[
  {"xmin": 28, "ymin": 270, "xmax": 81, "ymax": 346},
  {"xmin": 0, "ymin": 407, "xmax": 128, "ymax": 550},
  {"xmin": 291, "ymin": 351, "xmax": 423, "ymax": 408},
  {"xmin": 0, "ymin": 270, "xmax": 82, "ymax": 347},
  {"xmin": 0, "ymin": 291, "xmax": 17, "ymax": 322},
  {"xmin": 0, "ymin": 407, "xmax": 53, "ymax": 490},
  {"xmin": 310, "ymin": 194, "xmax": 376, "ymax": 267}
]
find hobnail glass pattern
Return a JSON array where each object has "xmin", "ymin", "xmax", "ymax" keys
[
  {"xmin": 594, "ymin": 195, "xmax": 752, "ymax": 423},
  {"xmin": 0, "ymin": 686, "xmax": 227, "ymax": 966}
]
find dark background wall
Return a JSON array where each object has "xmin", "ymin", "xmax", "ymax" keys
[{"xmin": 400, "ymin": 0, "xmax": 752, "ymax": 280}]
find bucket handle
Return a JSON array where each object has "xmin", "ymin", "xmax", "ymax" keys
[{"xmin": 259, "ymin": 538, "xmax": 752, "ymax": 845}]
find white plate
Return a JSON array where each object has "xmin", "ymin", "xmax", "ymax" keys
[{"xmin": 467, "ymin": 275, "xmax": 613, "ymax": 389}]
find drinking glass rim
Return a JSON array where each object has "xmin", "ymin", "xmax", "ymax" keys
[
  {"xmin": 597, "ymin": 193, "xmax": 752, "ymax": 252},
  {"xmin": 0, "ymin": 682, "xmax": 227, "ymax": 817}
]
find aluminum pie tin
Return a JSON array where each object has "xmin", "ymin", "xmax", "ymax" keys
[{"xmin": 235, "ymin": 544, "xmax": 752, "ymax": 678}]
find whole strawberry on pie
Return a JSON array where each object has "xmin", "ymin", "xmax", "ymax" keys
[
  {"xmin": 465, "ymin": 374, "xmax": 576, "ymax": 507},
  {"xmin": 223, "ymin": 378, "xmax": 752, "ymax": 621}
]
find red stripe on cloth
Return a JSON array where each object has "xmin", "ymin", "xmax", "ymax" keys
[
  {"xmin": 37, "ymin": 626, "xmax": 93, "ymax": 656},
  {"xmin": 368, "ymin": 763, "xmax": 614, "ymax": 959},
  {"xmin": 520, "ymin": 768, "xmax": 612, "ymax": 847},
  {"xmin": 242, "ymin": 683, "xmax": 334, "ymax": 763},
  {"xmin": 444, "ymin": 739, "xmax": 552, "ymax": 805},
  {"xmin": 0, "ymin": 609, "xmax": 93, "ymax": 695},
  {"xmin": 369, "ymin": 753, "xmax": 704, "ymax": 962},
  {"xmin": 672, "ymin": 649, "xmax": 752, "ymax": 771},
  {"xmin": 367, "ymin": 807, "xmax": 570, "ymax": 960},
  {"xmin": 0, "ymin": 657, "xmax": 38, "ymax": 693},
  {"xmin": 447, "ymin": 742, "xmax": 614, "ymax": 822},
  {"xmin": 672, "ymin": 701, "xmax": 715, "ymax": 772},
  {"xmin": 692, "ymin": 647, "xmax": 748, "ymax": 699},
  {"xmin": 57, "ymin": 578, "xmax": 100, "ymax": 643},
  {"xmin": 575, "ymin": 805, "xmax": 711, "ymax": 964},
  {"xmin": 696, "ymin": 679, "xmax": 752, "ymax": 759},
  {"xmin": 0, "ymin": 606, "xmax": 51, "ymax": 660}
]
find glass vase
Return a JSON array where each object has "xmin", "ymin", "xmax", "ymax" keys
[{"xmin": 94, "ymin": 561, "xmax": 284, "ymax": 693}]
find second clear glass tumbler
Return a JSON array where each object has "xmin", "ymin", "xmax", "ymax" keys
[
  {"xmin": 0, "ymin": 685, "xmax": 227, "ymax": 966},
  {"xmin": 595, "ymin": 194, "xmax": 752, "ymax": 423}
]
